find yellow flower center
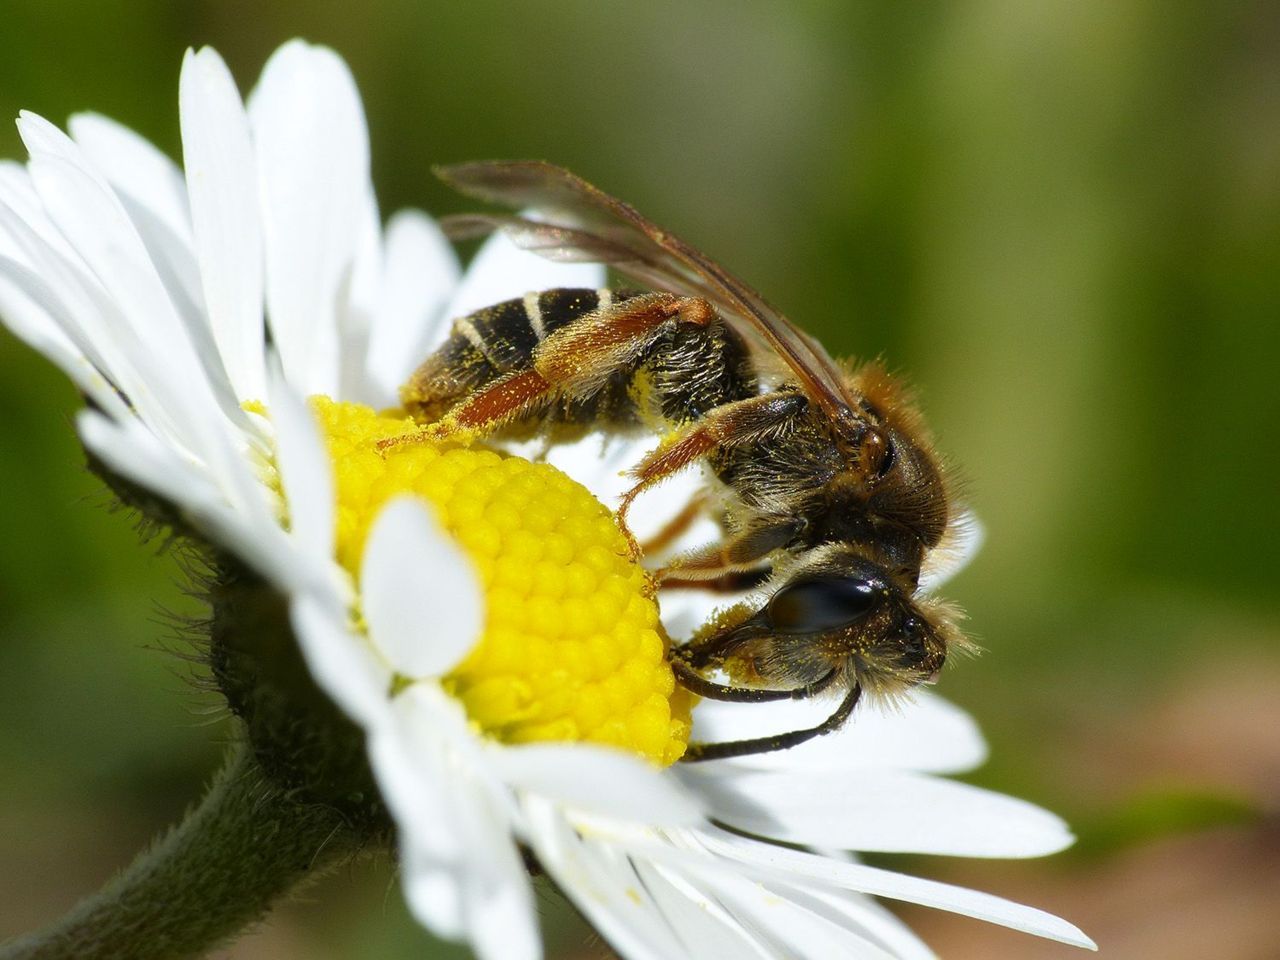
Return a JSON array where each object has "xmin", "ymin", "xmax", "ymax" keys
[{"xmin": 309, "ymin": 397, "xmax": 692, "ymax": 766}]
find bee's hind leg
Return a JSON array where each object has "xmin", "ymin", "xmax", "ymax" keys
[{"xmin": 679, "ymin": 682, "xmax": 863, "ymax": 762}]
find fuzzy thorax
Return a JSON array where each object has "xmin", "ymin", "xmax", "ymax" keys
[{"xmin": 309, "ymin": 398, "xmax": 693, "ymax": 766}]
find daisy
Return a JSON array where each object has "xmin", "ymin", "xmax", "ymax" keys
[{"xmin": 0, "ymin": 39, "xmax": 1094, "ymax": 960}]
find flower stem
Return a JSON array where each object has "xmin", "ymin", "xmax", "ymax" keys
[{"xmin": 0, "ymin": 740, "xmax": 357, "ymax": 960}]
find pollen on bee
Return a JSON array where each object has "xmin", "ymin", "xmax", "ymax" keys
[{"xmin": 305, "ymin": 397, "xmax": 694, "ymax": 766}]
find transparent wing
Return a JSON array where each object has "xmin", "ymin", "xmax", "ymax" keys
[{"xmin": 437, "ymin": 161, "xmax": 858, "ymax": 426}]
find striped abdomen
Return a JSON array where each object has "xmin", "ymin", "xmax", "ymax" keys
[{"xmin": 402, "ymin": 287, "xmax": 756, "ymax": 434}]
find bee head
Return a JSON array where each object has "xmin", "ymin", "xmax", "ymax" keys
[{"xmin": 693, "ymin": 548, "xmax": 968, "ymax": 698}]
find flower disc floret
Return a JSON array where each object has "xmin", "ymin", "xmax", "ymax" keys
[{"xmin": 312, "ymin": 398, "xmax": 693, "ymax": 765}]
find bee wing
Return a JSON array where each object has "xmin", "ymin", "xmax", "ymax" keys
[{"xmin": 437, "ymin": 161, "xmax": 858, "ymax": 425}]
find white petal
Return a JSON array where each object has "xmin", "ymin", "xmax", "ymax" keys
[
  {"xmin": 18, "ymin": 114, "xmax": 209, "ymax": 396},
  {"xmin": 631, "ymin": 862, "xmax": 771, "ymax": 960},
  {"xmin": 0, "ymin": 253, "xmax": 127, "ymax": 419},
  {"xmin": 492, "ymin": 744, "xmax": 704, "ymax": 826},
  {"xmin": 364, "ymin": 209, "xmax": 460, "ymax": 406},
  {"xmin": 0, "ymin": 160, "xmax": 79, "ymax": 260},
  {"xmin": 400, "ymin": 860, "xmax": 466, "ymax": 940},
  {"xmin": 360, "ymin": 497, "xmax": 483, "ymax": 678},
  {"xmin": 0, "ymin": 189, "xmax": 246, "ymax": 468},
  {"xmin": 110, "ymin": 190, "xmax": 219, "ymax": 380},
  {"xmin": 180, "ymin": 46, "xmax": 266, "ymax": 402},
  {"xmin": 19, "ymin": 116, "xmax": 257, "ymax": 505},
  {"xmin": 368, "ymin": 685, "xmax": 538, "ymax": 958},
  {"xmin": 0, "ymin": 148, "xmax": 182, "ymax": 431},
  {"xmin": 289, "ymin": 595, "xmax": 389, "ymax": 727},
  {"xmin": 335, "ymin": 186, "xmax": 382, "ymax": 404},
  {"xmin": 524, "ymin": 800, "xmax": 691, "ymax": 960},
  {"xmin": 685, "ymin": 866, "xmax": 901, "ymax": 960},
  {"xmin": 76, "ymin": 409, "xmax": 302, "ymax": 588},
  {"xmin": 919, "ymin": 510, "xmax": 984, "ymax": 594},
  {"xmin": 688, "ymin": 690, "xmax": 987, "ymax": 775},
  {"xmin": 373, "ymin": 716, "xmax": 473, "ymax": 940},
  {"xmin": 68, "ymin": 112, "xmax": 191, "ymax": 243},
  {"xmin": 695, "ymin": 830, "xmax": 1096, "ymax": 950},
  {"xmin": 465, "ymin": 871, "xmax": 542, "ymax": 960},
  {"xmin": 442, "ymin": 228, "xmax": 605, "ymax": 321},
  {"xmin": 460, "ymin": 809, "xmax": 541, "ymax": 960},
  {"xmin": 267, "ymin": 363, "xmax": 332, "ymax": 559},
  {"xmin": 248, "ymin": 40, "xmax": 369, "ymax": 394},
  {"xmin": 19, "ymin": 115, "xmax": 223, "ymax": 410},
  {"xmin": 76, "ymin": 409, "xmax": 215, "ymax": 510},
  {"xmin": 0, "ymin": 150, "xmax": 215, "ymax": 432},
  {"xmin": 686, "ymin": 765, "xmax": 1074, "ymax": 858},
  {"xmin": 367, "ymin": 687, "xmax": 470, "ymax": 865},
  {"xmin": 775, "ymin": 882, "xmax": 939, "ymax": 960},
  {"xmin": 0, "ymin": 163, "xmax": 48, "ymax": 234}
]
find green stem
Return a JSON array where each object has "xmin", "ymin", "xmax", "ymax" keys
[{"xmin": 0, "ymin": 740, "xmax": 357, "ymax": 960}]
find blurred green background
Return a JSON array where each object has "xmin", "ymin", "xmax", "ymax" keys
[{"xmin": 1, "ymin": 2, "xmax": 1276, "ymax": 958}]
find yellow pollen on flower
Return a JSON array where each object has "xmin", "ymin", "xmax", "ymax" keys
[{"xmin": 310, "ymin": 397, "xmax": 693, "ymax": 766}]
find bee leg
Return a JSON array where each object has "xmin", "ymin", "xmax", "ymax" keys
[
  {"xmin": 655, "ymin": 515, "xmax": 803, "ymax": 585},
  {"xmin": 661, "ymin": 568, "xmax": 772, "ymax": 593},
  {"xmin": 435, "ymin": 368, "xmax": 557, "ymax": 436},
  {"xmin": 617, "ymin": 393, "xmax": 807, "ymax": 530},
  {"xmin": 679, "ymin": 683, "xmax": 863, "ymax": 762},
  {"xmin": 637, "ymin": 491, "xmax": 711, "ymax": 555},
  {"xmin": 374, "ymin": 368, "xmax": 557, "ymax": 455},
  {"xmin": 670, "ymin": 658, "xmax": 837, "ymax": 703}
]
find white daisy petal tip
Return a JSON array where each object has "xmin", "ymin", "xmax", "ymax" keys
[
  {"xmin": 690, "ymin": 763, "xmax": 1078, "ymax": 859},
  {"xmin": 466, "ymin": 873, "xmax": 542, "ymax": 960},
  {"xmin": 248, "ymin": 38, "xmax": 369, "ymax": 396},
  {"xmin": 400, "ymin": 865, "xmax": 466, "ymax": 941},
  {"xmin": 695, "ymin": 828, "xmax": 1098, "ymax": 951},
  {"xmin": 360, "ymin": 495, "xmax": 483, "ymax": 678},
  {"xmin": 14, "ymin": 110, "xmax": 61, "ymax": 149}
]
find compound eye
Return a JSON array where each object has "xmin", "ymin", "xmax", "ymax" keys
[{"xmin": 767, "ymin": 576, "xmax": 880, "ymax": 634}]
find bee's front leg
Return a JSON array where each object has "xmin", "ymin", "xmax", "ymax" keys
[
  {"xmin": 656, "ymin": 514, "xmax": 803, "ymax": 584},
  {"xmin": 679, "ymin": 683, "xmax": 863, "ymax": 762}
]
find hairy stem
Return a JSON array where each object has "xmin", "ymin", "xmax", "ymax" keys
[{"xmin": 0, "ymin": 740, "xmax": 357, "ymax": 960}]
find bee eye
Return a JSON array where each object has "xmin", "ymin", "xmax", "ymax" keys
[{"xmin": 767, "ymin": 576, "xmax": 880, "ymax": 634}]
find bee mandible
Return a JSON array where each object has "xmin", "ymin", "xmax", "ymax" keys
[{"xmin": 388, "ymin": 162, "xmax": 973, "ymax": 761}]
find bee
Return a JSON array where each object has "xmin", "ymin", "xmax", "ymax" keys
[{"xmin": 392, "ymin": 162, "xmax": 973, "ymax": 761}]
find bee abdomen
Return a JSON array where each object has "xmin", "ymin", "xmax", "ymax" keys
[
  {"xmin": 403, "ymin": 288, "xmax": 637, "ymax": 421},
  {"xmin": 403, "ymin": 287, "xmax": 758, "ymax": 432}
]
